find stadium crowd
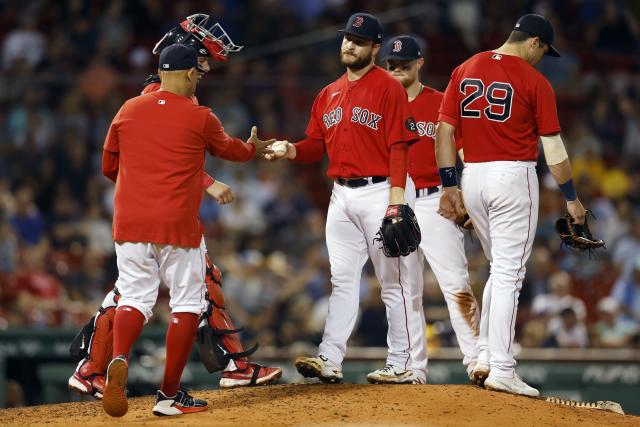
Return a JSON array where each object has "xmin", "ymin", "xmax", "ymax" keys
[{"xmin": 0, "ymin": 0, "xmax": 639, "ymax": 358}]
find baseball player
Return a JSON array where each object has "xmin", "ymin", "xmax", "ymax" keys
[
  {"xmin": 268, "ymin": 13, "xmax": 427, "ymax": 384},
  {"xmin": 68, "ymin": 15, "xmax": 282, "ymax": 401},
  {"xmin": 436, "ymin": 14, "xmax": 587, "ymax": 397},
  {"xmin": 100, "ymin": 43, "xmax": 277, "ymax": 417},
  {"xmin": 383, "ymin": 35, "xmax": 482, "ymax": 380}
]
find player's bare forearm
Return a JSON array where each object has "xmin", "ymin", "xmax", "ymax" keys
[
  {"xmin": 389, "ymin": 186, "xmax": 405, "ymax": 205},
  {"xmin": 548, "ymin": 157, "xmax": 586, "ymax": 224},
  {"xmin": 435, "ymin": 122, "xmax": 457, "ymax": 169},
  {"xmin": 547, "ymin": 158, "xmax": 572, "ymax": 186}
]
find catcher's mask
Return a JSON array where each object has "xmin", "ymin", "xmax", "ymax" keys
[{"xmin": 153, "ymin": 13, "xmax": 243, "ymax": 63}]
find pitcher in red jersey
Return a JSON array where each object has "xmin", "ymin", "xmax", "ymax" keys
[{"xmin": 268, "ymin": 13, "xmax": 426, "ymax": 385}]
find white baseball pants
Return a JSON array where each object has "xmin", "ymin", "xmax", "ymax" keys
[
  {"xmin": 414, "ymin": 189, "xmax": 480, "ymax": 368},
  {"xmin": 319, "ymin": 179, "xmax": 427, "ymax": 377},
  {"xmin": 461, "ymin": 161, "xmax": 539, "ymax": 378},
  {"xmin": 114, "ymin": 238, "xmax": 208, "ymax": 321}
]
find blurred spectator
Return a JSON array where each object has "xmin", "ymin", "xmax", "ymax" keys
[
  {"xmin": 612, "ymin": 219, "xmax": 640, "ymax": 272},
  {"xmin": 610, "ymin": 255, "xmax": 640, "ymax": 322},
  {"xmin": 10, "ymin": 186, "xmax": 45, "ymax": 246},
  {"xmin": 549, "ymin": 308, "xmax": 589, "ymax": 348},
  {"xmin": 591, "ymin": 297, "xmax": 639, "ymax": 348},
  {"xmin": 531, "ymin": 271, "xmax": 586, "ymax": 327},
  {"xmin": 1, "ymin": 18, "xmax": 46, "ymax": 69}
]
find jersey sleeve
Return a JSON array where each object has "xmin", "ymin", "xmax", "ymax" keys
[
  {"xmin": 383, "ymin": 80, "xmax": 419, "ymax": 147},
  {"xmin": 102, "ymin": 107, "xmax": 122, "ymax": 182},
  {"xmin": 203, "ymin": 111, "xmax": 255, "ymax": 161},
  {"xmin": 305, "ymin": 92, "xmax": 326, "ymax": 140},
  {"xmin": 438, "ymin": 67, "xmax": 461, "ymax": 128},
  {"xmin": 103, "ymin": 107, "xmax": 122, "ymax": 153},
  {"xmin": 202, "ymin": 173, "xmax": 215, "ymax": 189},
  {"xmin": 534, "ymin": 76, "xmax": 561, "ymax": 136}
]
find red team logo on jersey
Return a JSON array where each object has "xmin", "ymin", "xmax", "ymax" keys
[
  {"xmin": 392, "ymin": 40, "xmax": 402, "ymax": 53},
  {"xmin": 353, "ymin": 16, "xmax": 364, "ymax": 27}
]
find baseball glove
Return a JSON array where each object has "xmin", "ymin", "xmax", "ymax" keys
[
  {"xmin": 374, "ymin": 204, "xmax": 421, "ymax": 257},
  {"xmin": 555, "ymin": 212, "xmax": 605, "ymax": 253},
  {"xmin": 455, "ymin": 211, "xmax": 474, "ymax": 230},
  {"xmin": 454, "ymin": 190, "xmax": 473, "ymax": 230}
]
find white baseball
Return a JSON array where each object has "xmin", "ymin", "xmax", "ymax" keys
[{"xmin": 272, "ymin": 140, "xmax": 288, "ymax": 156}]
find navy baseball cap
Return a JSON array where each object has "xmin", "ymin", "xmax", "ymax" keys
[
  {"xmin": 158, "ymin": 44, "xmax": 206, "ymax": 72},
  {"xmin": 338, "ymin": 13, "xmax": 383, "ymax": 43},
  {"xmin": 514, "ymin": 14, "xmax": 560, "ymax": 57},
  {"xmin": 383, "ymin": 35, "xmax": 423, "ymax": 61}
]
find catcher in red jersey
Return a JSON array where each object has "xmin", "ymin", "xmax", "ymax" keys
[
  {"xmin": 268, "ymin": 13, "xmax": 427, "ymax": 385},
  {"xmin": 68, "ymin": 14, "xmax": 281, "ymax": 406},
  {"xmin": 436, "ymin": 14, "xmax": 587, "ymax": 397},
  {"xmin": 383, "ymin": 35, "xmax": 482, "ymax": 381}
]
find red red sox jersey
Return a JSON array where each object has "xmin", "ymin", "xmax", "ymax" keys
[
  {"xmin": 439, "ymin": 51, "xmax": 561, "ymax": 162},
  {"xmin": 303, "ymin": 66, "xmax": 417, "ymax": 178},
  {"xmin": 103, "ymin": 91, "xmax": 254, "ymax": 248},
  {"xmin": 142, "ymin": 80, "xmax": 214, "ymax": 189},
  {"xmin": 408, "ymin": 86, "xmax": 462, "ymax": 189}
]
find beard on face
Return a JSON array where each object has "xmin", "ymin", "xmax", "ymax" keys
[{"xmin": 340, "ymin": 50, "xmax": 373, "ymax": 71}]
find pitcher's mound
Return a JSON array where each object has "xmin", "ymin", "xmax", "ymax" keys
[{"xmin": 0, "ymin": 384, "xmax": 636, "ymax": 426}]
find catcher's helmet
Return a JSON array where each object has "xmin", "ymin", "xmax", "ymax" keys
[{"xmin": 153, "ymin": 13, "xmax": 243, "ymax": 62}]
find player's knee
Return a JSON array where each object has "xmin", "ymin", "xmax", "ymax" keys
[
  {"xmin": 490, "ymin": 267, "xmax": 527, "ymax": 290},
  {"xmin": 170, "ymin": 302, "xmax": 207, "ymax": 317},
  {"xmin": 117, "ymin": 299, "xmax": 154, "ymax": 323}
]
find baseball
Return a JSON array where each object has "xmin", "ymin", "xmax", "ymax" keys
[{"xmin": 272, "ymin": 140, "xmax": 288, "ymax": 156}]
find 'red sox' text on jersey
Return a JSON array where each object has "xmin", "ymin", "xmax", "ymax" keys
[
  {"xmin": 302, "ymin": 66, "xmax": 418, "ymax": 177},
  {"xmin": 438, "ymin": 51, "xmax": 561, "ymax": 163}
]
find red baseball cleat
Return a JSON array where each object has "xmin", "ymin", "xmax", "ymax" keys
[
  {"xmin": 219, "ymin": 363, "xmax": 282, "ymax": 388},
  {"xmin": 68, "ymin": 370, "xmax": 106, "ymax": 399}
]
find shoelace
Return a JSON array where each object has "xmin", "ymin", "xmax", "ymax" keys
[
  {"xmin": 379, "ymin": 364, "xmax": 395, "ymax": 373},
  {"xmin": 176, "ymin": 388, "xmax": 195, "ymax": 406}
]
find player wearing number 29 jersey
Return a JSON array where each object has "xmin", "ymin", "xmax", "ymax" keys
[
  {"xmin": 436, "ymin": 14, "xmax": 587, "ymax": 398},
  {"xmin": 439, "ymin": 51, "xmax": 561, "ymax": 162}
]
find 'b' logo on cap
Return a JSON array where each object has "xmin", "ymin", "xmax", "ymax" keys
[
  {"xmin": 392, "ymin": 40, "xmax": 402, "ymax": 52},
  {"xmin": 353, "ymin": 16, "xmax": 364, "ymax": 27}
]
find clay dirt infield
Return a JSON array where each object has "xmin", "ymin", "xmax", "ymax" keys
[{"xmin": 0, "ymin": 384, "xmax": 637, "ymax": 426}]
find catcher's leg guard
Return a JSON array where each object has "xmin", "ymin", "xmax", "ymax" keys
[
  {"xmin": 197, "ymin": 257, "xmax": 257, "ymax": 373},
  {"xmin": 68, "ymin": 289, "xmax": 120, "ymax": 398}
]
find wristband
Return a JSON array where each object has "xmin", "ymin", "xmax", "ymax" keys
[
  {"xmin": 559, "ymin": 178, "xmax": 577, "ymax": 201},
  {"xmin": 438, "ymin": 167, "xmax": 458, "ymax": 187}
]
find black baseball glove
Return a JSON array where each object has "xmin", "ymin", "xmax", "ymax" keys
[
  {"xmin": 374, "ymin": 204, "xmax": 421, "ymax": 257},
  {"xmin": 555, "ymin": 212, "xmax": 605, "ymax": 253}
]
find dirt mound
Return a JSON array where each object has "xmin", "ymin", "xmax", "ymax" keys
[{"xmin": 0, "ymin": 384, "xmax": 636, "ymax": 426}]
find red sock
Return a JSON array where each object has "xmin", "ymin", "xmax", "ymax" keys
[
  {"xmin": 112, "ymin": 306, "xmax": 145, "ymax": 359},
  {"xmin": 161, "ymin": 312, "xmax": 198, "ymax": 396}
]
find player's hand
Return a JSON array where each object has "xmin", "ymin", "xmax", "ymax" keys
[
  {"xmin": 264, "ymin": 140, "xmax": 295, "ymax": 161},
  {"xmin": 205, "ymin": 181, "xmax": 235, "ymax": 204},
  {"xmin": 438, "ymin": 187, "xmax": 464, "ymax": 221},
  {"xmin": 247, "ymin": 126, "xmax": 276, "ymax": 158},
  {"xmin": 567, "ymin": 198, "xmax": 586, "ymax": 225}
]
